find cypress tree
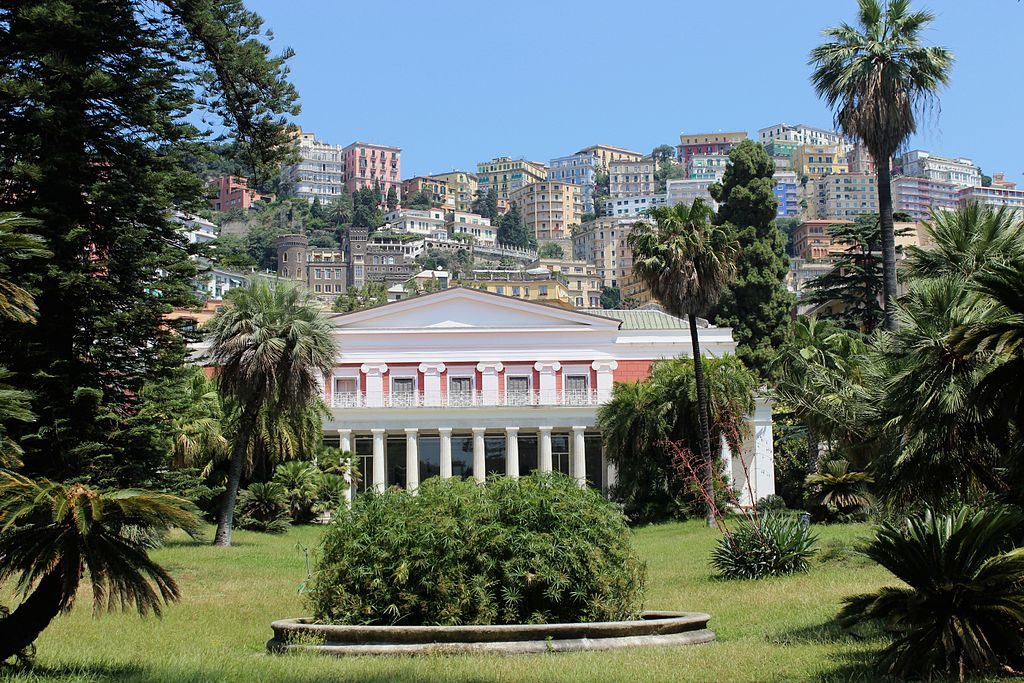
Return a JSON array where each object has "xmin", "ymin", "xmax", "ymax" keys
[
  {"xmin": 708, "ymin": 141, "xmax": 794, "ymax": 379},
  {"xmin": 0, "ymin": 0, "xmax": 298, "ymax": 484}
]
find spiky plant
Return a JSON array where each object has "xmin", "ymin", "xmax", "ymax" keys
[
  {"xmin": 234, "ymin": 482, "xmax": 290, "ymax": 534},
  {"xmin": 272, "ymin": 460, "xmax": 321, "ymax": 523},
  {"xmin": 805, "ymin": 459, "xmax": 873, "ymax": 515},
  {"xmin": 0, "ymin": 472, "xmax": 200, "ymax": 661},
  {"xmin": 840, "ymin": 506, "xmax": 1024, "ymax": 680}
]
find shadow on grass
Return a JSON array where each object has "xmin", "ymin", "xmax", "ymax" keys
[{"xmin": 767, "ymin": 616, "xmax": 886, "ymax": 646}]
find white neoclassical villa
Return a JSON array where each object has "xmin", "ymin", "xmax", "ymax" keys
[{"xmin": 316, "ymin": 287, "xmax": 775, "ymax": 504}]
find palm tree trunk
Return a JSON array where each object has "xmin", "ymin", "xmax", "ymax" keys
[
  {"xmin": 876, "ymin": 159, "xmax": 898, "ymax": 331},
  {"xmin": 214, "ymin": 407, "xmax": 257, "ymax": 547},
  {"xmin": 0, "ymin": 569, "xmax": 68, "ymax": 662},
  {"xmin": 688, "ymin": 313, "xmax": 716, "ymax": 528}
]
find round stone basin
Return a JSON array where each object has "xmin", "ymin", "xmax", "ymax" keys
[{"xmin": 267, "ymin": 610, "xmax": 715, "ymax": 656}]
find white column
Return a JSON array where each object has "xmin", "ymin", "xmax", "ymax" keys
[
  {"xmin": 506, "ymin": 427, "xmax": 520, "ymax": 479},
  {"xmin": 361, "ymin": 363, "xmax": 388, "ymax": 407},
  {"xmin": 371, "ymin": 428, "xmax": 386, "ymax": 493},
  {"xmin": 472, "ymin": 428, "xmax": 486, "ymax": 483},
  {"xmin": 533, "ymin": 361, "xmax": 561, "ymax": 405},
  {"xmin": 538, "ymin": 426, "xmax": 553, "ymax": 473},
  {"xmin": 572, "ymin": 426, "xmax": 587, "ymax": 488},
  {"xmin": 438, "ymin": 428, "xmax": 453, "ymax": 479},
  {"xmin": 405, "ymin": 428, "xmax": 419, "ymax": 492},
  {"xmin": 591, "ymin": 360, "xmax": 619, "ymax": 403},
  {"xmin": 419, "ymin": 362, "xmax": 445, "ymax": 407},
  {"xmin": 476, "ymin": 362, "xmax": 503, "ymax": 405},
  {"xmin": 316, "ymin": 371, "xmax": 327, "ymax": 402},
  {"xmin": 338, "ymin": 429, "xmax": 353, "ymax": 507},
  {"xmin": 738, "ymin": 396, "xmax": 776, "ymax": 506}
]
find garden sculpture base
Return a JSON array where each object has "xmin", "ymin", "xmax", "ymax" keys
[{"xmin": 267, "ymin": 610, "xmax": 714, "ymax": 656}]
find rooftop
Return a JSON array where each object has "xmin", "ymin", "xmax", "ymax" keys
[{"xmin": 586, "ymin": 309, "xmax": 709, "ymax": 330}]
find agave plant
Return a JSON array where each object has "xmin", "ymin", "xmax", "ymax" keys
[
  {"xmin": 234, "ymin": 482, "xmax": 290, "ymax": 534},
  {"xmin": 840, "ymin": 506, "xmax": 1024, "ymax": 680},
  {"xmin": 805, "ymin": 459, "xmax": 873, "ymax": 516},
  {"xmin": 711, "ymin": 513, "xmax": 818, "ymax": 580}
]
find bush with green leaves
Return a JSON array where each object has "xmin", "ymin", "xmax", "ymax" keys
[
  {"xmin": 805, "ymin": 458, "xmax": 872, "ymax": 522},
  {"xmin": 234, "ymin": 482, "xmax": 291, "ymax": 534},
  {"xmin": 309, "ymin": 474, "xmax": 646, "ymax": 626},
  {"xmin": 712, "ymin": 513, "xmax": 818, "ymax": 580},
  {"xmin": 272, "ymin": 460, "xmax": 321, "ymax": 523},
  {"xmin": 840, "ymin": 506, "xmax": 1024, "ymax": 680}
]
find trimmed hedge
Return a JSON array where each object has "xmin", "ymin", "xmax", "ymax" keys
[{"xmin": 309, "ymin": 473, "xmax": 646, "ymax": 626}]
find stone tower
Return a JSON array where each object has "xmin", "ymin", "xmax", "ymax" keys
[{"xmin": 275, "ymin": 234, "xmax": 309, "ymax": 281}]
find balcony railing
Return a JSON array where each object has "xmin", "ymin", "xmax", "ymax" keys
[{"xmin": 328, "ymin": 389, "xmax": 602, "ymax": 409}]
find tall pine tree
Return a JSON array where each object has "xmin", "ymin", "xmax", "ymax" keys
[
  {"xmin": 708, "ymin": 140, "xmax": 794, "ymax": 378},
  {"xmin": 0, "ymin": 0, "xmax": 298, "ymax": 485}
]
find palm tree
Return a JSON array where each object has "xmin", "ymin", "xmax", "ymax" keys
[
  {"xmin": 840, "ymin": 506, "xmax": 1024, "ymax": 679},
  {"xmin": 628, "ymin": 200, "xmax": 738, "ymax": 525},
  {"xmin": 906, "ymin": 204, "xmax": 1023, "ymax": 282},
  {"xmin": 205, "ymin": 280, "xmax": 335, "ymax": 546},
  {"xmin": 810, "ymin": 0, "xmax": 953, "ymax": 330},
  {"xmin": 0, "ymin": 472, "xmax": 200, "ymax": 661},
  {"xmin": 804, "ymin": 458, "xmax": 873, "ymax": 515}
]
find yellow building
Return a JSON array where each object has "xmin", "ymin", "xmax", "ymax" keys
[
  {"xmin": 476, "ymin": 157, "xmax": 548, "ymax": 214},
  {"xmin": 401, "ymin": 176, "xmax": 453, "ymax": 209},
  {"xmin": 571, "ymin": 216, "xmax": 644, "ymax": 288},
  {"xmin": 459, "ymin": 269, "xmax": 575, "ymax": 309},
  {"xmin": 619, "ymin": 271, "xmax": 655, "ymax": 306},
  {"xmin": 576, "ymin": 144, "xmax": 645, "ymax": 170},
  {"xmin": 509, "ymin": 181, "xmax": 583, "ymax": 241},
  {"xmin": 428, "ymin": 171, "xmax": 478, "ymax": 213},
  {"xmin": 530, "ymin": 257, "xmax": 602, "ymax": 309},
  {"xmin": 793, "ymin": 144, "xmax": 848, "ymax": 180}
]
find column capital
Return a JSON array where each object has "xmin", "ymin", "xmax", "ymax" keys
[
  {"xmin": 438, "ymin": 427, "xmax": 453, "ymax": 435},
  {"xmin": 505, "ymin": 426, "xmax": 520, "ymax": 434},
  {"xmin": 471, "ymin": 426, "xmax": 487, "ymax": 435},
  {"xmin": 418, "ymin": 362, "xmax": 446, "ymax": 375},
  {"xmin": 370, "ymin": 428, "xmax": 386, "ymax": 435},
  {"xmin": 533, "ymin": 361, "xmax": 562, "ymax": 373},
  {"xmin": 361, "ymin": 362, "xmax": 389, "ymax": 376},
  {"xmin": 537, "ymin": 426, "xmax": 553, "ymax": 432},
  {"xmin": 476, "ymin": 361, "xmax": 504, "ymax": 375},
  {"xmin": 337, "ymin": 428, "xmax": 352, "ymax": 435},
  {"xmin": 571, "ymin": 425, "xmax": 587, "ymax": 434},
  {"xmin": 591, "ymin": 359, "xmax": 618, "ymax": 372},
  {"xmin": 403, "ymin": 427, "xmax": 419, "ymax": 435}
]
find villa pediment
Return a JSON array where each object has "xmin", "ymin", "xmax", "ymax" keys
[{"xmin": 330, "ymin": 287, "xmax": 621, "ymax": 331}]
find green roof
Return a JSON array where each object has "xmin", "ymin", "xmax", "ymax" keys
[{"xmin": 586, "ymin": 309, "xmax": 700, "ymax": 330}]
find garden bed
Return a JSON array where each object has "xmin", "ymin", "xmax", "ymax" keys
[{"xmin": 267, "ymin": 610, "xmax": 715, "ymax": 656}]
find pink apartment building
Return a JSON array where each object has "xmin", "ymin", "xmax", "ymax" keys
[{"xmin": 343, "ymin": 142, "xmax": 402, "ymax": 199}]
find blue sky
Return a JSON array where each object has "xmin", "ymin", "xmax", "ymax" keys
[{"xmin": 245, "ymin": 0, "xmax": 1022, "ymax": 183}]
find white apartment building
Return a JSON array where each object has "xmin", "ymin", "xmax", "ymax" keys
[
  {"xmin": 665, "ymin": 179, "xmax": 719, "ymax": 211},
  {"xmin": 283, "ymin": 130, "xmax": 346, "ymax": 202},
  {"xmin": 602, "ymin": 193, "xmax": 667, "ymax": 217},
  {"xmin": 384, "ymin": 209, "xmax": 448, "ymax": 238},
  {"xmin": 686, "ymin": 153, "xmax": 729, "ymax": 182},
  {"xmin": 609, "ymin": 158, "xmax": 657, "ymax": 198},
  {"xmin": 446, "ymin": 211, "xmax": 497, "ymax": 247},
  {"xmin": 897, "ymin": 150, "xmax": 980, "ymax": 188},
  {"xmin": 758, "ymin": 123, "xmax": 845, "ymax": 148}
]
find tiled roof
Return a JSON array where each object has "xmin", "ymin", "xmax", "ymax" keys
[{"xmin": 586, "ymin": 309, "xmax": 706, "ymax": 330}]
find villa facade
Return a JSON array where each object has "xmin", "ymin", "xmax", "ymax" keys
[{"xmin": 316, "ymin": 288, "xmax": 775, "ymax": 504}]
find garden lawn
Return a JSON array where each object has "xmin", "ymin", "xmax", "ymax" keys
[{"xmin": 0, "ymin": 520, "xmax": 974, "ymax": 682}]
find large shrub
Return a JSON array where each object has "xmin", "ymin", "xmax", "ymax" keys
[
  {"xmin": 309, "ymin": 474, "xmax": 646, "ymax": 626},
  {"xmin": 711, "ymin": 513, "xmax": 818, "ymax": 580},
  {"xmin": 840, "ymin": 506, "xmax": 1024, "ymax": 680}
]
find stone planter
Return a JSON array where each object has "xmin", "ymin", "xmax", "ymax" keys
[{"xmin": 267, "ymin": 610, "xmax": 714, "ymax": 656}]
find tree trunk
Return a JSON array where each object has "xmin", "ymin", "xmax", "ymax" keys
[
  {"xmin": 689, "ymin": 314, "xmax": 716, "ymax": 528},
  {"xmin": 213, "ymin": 408, "xmax": 257, "ymax": 547},
  {"xmin": 876, "ymin": 159, "xmax": 898, "ymax": 331},
  {"xmin": 0, "ymin": 569, "xmax": 68, "ymax": 662}
]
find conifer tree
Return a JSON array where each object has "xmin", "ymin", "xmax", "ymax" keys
[
  {"xmin": 708, "ymin": 141, "xmax": 794, "ymax": 378},
  {"xmin": 0, "ymin": 0, "xmax": 299, "ymax": 484}
]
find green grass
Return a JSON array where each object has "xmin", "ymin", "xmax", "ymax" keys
[{"xmin": 0, "ymin": 520, "xmax": 952, "ymax": 682}]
